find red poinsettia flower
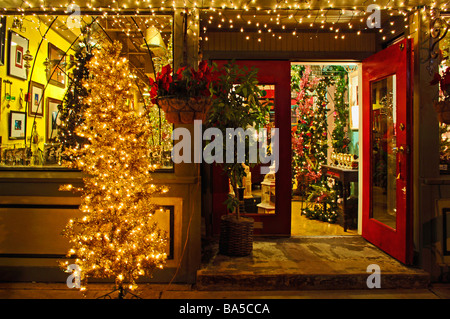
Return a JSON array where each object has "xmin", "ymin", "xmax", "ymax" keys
[
  {"xmin": 147, "ymin": 60, "xmax": 217, "ymax": 103},
  {"xmin": 176, "ymin": 66, "xmax": 186, "ymax": 81},
  {"xmin": 199, "ymin": 60, "xmax": 208, "ymax": 73},
  {"xmin": 431, "ymin": 68, "xmax": 450, "ymax": 93},
  {"xmin": 430, "ymin": 72, "xmax": 442, "ymax": 86},
  {"xmin": 160, "ymin": 64, "xmax": 172, "ymax": 76}
]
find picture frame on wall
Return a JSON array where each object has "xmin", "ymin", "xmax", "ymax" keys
[
  {"xmin": 29, "ymin": 81, "xmax": 44, "ymax": 117},
  {"xmin": 0, "ymin": 17, "xmax": 6, "ymax": 66},
  {"xmin": 7, "ymin": 31, "xmax": 29, "ymax": 80},
  {"xmin": 46, "ymin": 97, "xmax": 62, "ymax": 142},
  {"xmin": 9, "ymin": 111, "xmax": 26, "ymax": 140},
  {"xmin": 48, "ymin": 43, "xmax": 66, "ymax": 88}
]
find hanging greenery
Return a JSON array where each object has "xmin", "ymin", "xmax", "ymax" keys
[{"xmin": 326, "ymin": 66, "xmax": 350, "ymax": 154}]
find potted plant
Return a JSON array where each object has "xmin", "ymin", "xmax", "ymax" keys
[
  {"xmin": 431, "ymin": 67, "xmax": 450, "ymax": 124},
  {"xmin": 149, "ymin": 61, "xmax": 215, "ymax": 124},
  {"xmin": 206, "ymin": 61, "xmax": 270, "ymax": 256}
]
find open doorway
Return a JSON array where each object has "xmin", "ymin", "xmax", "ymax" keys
[{"xmin": 290, "ymin": 62, "xmax": 361, "ymax": 236}]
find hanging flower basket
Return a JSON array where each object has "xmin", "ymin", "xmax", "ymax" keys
[
  {"xmin": 157, "ymin": 96, "xmax": 211, "ymax": 124},
  {"xmin": 434, "ymin": 100, "xmax": 450, "ymax": 124},
  {"xmin": 149, "ymin": 61, "xmax": 216, "ymax": 124}
]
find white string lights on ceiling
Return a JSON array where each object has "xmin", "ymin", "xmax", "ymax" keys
[
  {"xmin": 1, "ymin": 1, "xmax": 450, "ymax": 44},
  {"xmin": 199, "ymin": 5, "xmax": 439, "ymax": 43}
]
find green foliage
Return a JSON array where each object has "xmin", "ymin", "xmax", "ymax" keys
[
  {"xmin": 302, "ymin": 182, "xmax": 339, "ymax": 223},
  {"xmin": 206, "ymin": 61, "xmax": 271, "ymax": 217},
  {"xmin": 326, "ymin": 66, "xmax": 350, "ymax": 154}
]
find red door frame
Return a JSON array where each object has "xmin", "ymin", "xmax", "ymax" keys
[
  {"xmin": 362, "ymin": 39, "xmax": 414, "ymax": 264},
  {"xmin": 210, "ymin": 60, "xmax": 292, "ymax": 236}
]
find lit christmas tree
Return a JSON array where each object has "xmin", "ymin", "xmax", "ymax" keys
[
  {"xmin": 60, "ymin": 41, "xmax": 168, "ymax": 297},
  {"xmin": 291, "ymin": 65, "xmax": 338, "ymax": 223},
  {"xmin": 58, "ymin": 24, "xmax": 97, "ymax": 161},
  {"xmin": 291, "ymin": 65, "xmax": 328, "ymax": 194}
]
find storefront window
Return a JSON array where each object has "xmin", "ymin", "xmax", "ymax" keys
[{"xmin": 0, "ymin": 15, "xmax": 174, "ymax": 171}]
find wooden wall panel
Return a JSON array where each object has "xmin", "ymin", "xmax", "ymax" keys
[{"xmin": 202, "ymin": 31, "xmax": 377, "ymax": 60}]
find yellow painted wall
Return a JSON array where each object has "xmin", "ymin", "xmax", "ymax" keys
[{"xmin": 0, "ymin": 16, "xmax": 72, "ymax": 157}]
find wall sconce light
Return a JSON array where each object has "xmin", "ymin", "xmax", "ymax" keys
[
  {"xmin": 43, "ymin": 57, "xmax": 51, "ymax": 76},
  {"xmin": 43, "ymin": 57, "xmax": 66, "ymax": 81},
  {"xmin": 141, "ymin": 26, "xmax": 166, "ymax": 57}
]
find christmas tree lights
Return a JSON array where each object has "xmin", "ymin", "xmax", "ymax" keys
[
  {"xmin": 58, "ymin": 24, "xmax": 97, "ymax": 161},
  {"xmin": 291, "ymin": 65, "xmax": 340, "ymax": 224},
  {"xmin": 291, "ymin": 65, "xmax": 329, "ymax": 194},
  {"xmin": 60, "ymin": 40, "xmax": 168, "ymax": 296}
]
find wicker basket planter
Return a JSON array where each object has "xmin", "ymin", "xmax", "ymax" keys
[
  {"xmin": 157, "ymin": 96, "xmax": 211, "ymax": 124},
  {"xmin": 219, "ymin": 214, "xmax": 254, "ymax": 257},
  {"xmin": 434, "ymin": 100, "xmax": 450, "ymax": 124}
]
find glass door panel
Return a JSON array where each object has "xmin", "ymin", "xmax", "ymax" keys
[
  {"xmin": 244, "ymin": 85, "xmax": 276, "ymax": 215},
  {"xmin": 371, "ymin": 75, "xmax": 397, "ymax": 229}
]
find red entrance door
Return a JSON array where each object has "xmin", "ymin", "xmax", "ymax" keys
[
  {"xmin": 210, "ymin": 60, "xmax": 291, "ymax": 236},
  {"xmin": 362, "ymin": 39, "xmax": 413, "ymax": 264}
]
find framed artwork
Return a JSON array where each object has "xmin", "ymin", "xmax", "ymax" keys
[
  {"xmin": 48, "ymin": 43, "xmax": 66, "ymax": 88},
  {"xmin": 0, "ymin": 17, "xmax": 6, "ymax": 66},
  {"xmin": 46, "ymin": 97, "xmax": 62, "ymax": 142},
  {"xmin": 9, "ymin": 111, "xmax": 26, "ymax": 140},
  {"xmin": 29, "ymin": 81, "xmax": 44, "ymax": 117},
  {"xmin": 7, "ymin": 31, "xmax": 29, "ymax": 80}
]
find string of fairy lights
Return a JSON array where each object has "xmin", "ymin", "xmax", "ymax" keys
[
  {"xmin": 198, "ymin": 3, "xmax": 449, "ymax": 43},
  {"xmin": 1, "ymin": 1, "xmax": 450, "ymax": 49}
]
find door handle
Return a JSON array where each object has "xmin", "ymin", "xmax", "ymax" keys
[{"xmin": 396, "ymin": 145, "xmax": 409, "ymax": 180}]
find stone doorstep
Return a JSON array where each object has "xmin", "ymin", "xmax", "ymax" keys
[
  {"xmin": 198, "ymin": 236, "xmax": 432, "ymax": 291},
  {"xmin": 195, "ymin": 272, "xmax": 431, "ymax": 291}
]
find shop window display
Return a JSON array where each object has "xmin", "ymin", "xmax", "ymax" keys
[
  {"xmin": 291, "ymin": 64, "xmax": 358, "ymax": 228},
  {"xmin": 0, "ymin": 15, "xmax": 174, "ymax": 170}
]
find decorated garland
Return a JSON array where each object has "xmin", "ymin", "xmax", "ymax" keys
[
  {"xmin": 327, "ymin": 65, "xmax": 350, "ymax": 154},
  {"xmin": 291, "ymin": 65, "xmax": 328, "ymax": 195}
]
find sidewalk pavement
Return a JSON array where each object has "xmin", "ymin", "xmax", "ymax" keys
[{"xmin": 0, "ymin": 282, "xmax": 449, "ymax": 299}]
